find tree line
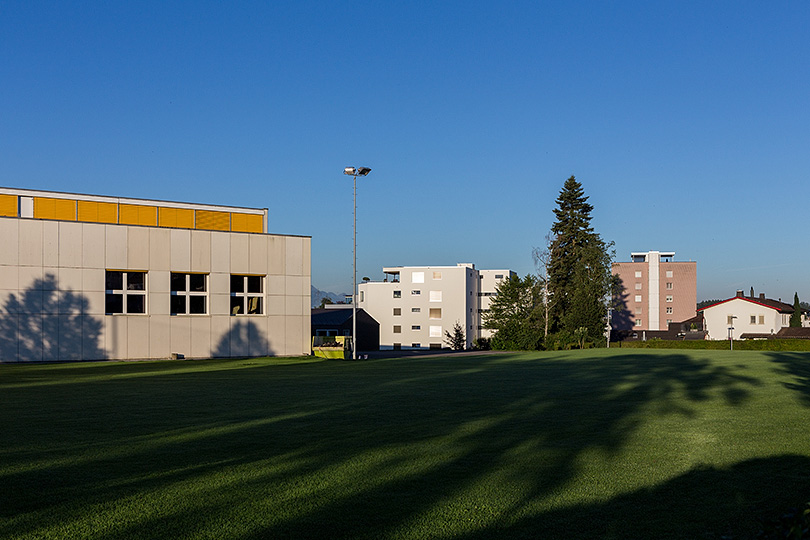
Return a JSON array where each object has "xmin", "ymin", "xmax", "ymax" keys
[{"xmin": 483, "ymin": 176, "xmax": 618, "ymax": 350}]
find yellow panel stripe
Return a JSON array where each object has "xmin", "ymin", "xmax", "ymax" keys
[
  {"xmin": 78, "ymin": 201, "xmax": 118, "ymax": 224},
  {"xmin": 34, "ymin": 197, "xmax": 76, "ymax": 221},
  {"xmin": 195, "ymin": 209, "xmax": 230, "ymax": 231},
  {"xmin": 119, "ymin": 204, "xmax": 157, "ymax": 226},
  {"xmin": 158, "ymin": 207, "xmax": 194, "ymax": 229},
  {"xmin": 0, "ymin": 194, "xmax": 16, "ymax": 217},
  {"xmin": 231, "ymin": 212, "xmax": 263, "ymax": 233}
]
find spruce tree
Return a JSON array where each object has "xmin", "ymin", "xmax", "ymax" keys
[
  {"xmin": 547, "ymin": 176, "xmax": 614, "ymax": 344},
  {"xmin": 790, "ymin": 292, "xmax": 802, "ymax": 327}
]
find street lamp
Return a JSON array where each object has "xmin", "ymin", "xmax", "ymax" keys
[{"xmin": 344, "ymin": 166, "xmax": 371, "ymax": 359}]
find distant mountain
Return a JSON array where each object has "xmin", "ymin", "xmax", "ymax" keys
[{"xmin": 311, "ymin": 285, "xmax": 349, "ymax": 308}]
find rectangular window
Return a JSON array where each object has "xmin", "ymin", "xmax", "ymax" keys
[
  {"xmin": 666, "ymin": 270, "xmax": 673, "ymax": 278},
  {"xmin": 758, "ymin": 315, "xmax": 765, "ymax": 324},
  {"xmin": 393, "ymin": 290, "xmax": 401, "ymax": 299},
  {"xmin": 393, "ymin": 325, "xmax": 402, "ymax": 334},
  {"xmin": 105, "ymin": 270, "xmax": 147, "ymax": 314},
  {"xmin": 411, "ymin": 290, "xmax": 421, "ymax": 296},
  {"xmin": 727, "ymin": 315, "xmax": 735, "ymax": 325},
  {"xmin": 666, "ymin": 282, "xmax": 673, "ymax": 289},
  {"xmin": 635, "ymin": 319, "xmax": 642, "ymax": 326},
  {"xmin": 411, "ymin": 307, "xmax": 421, "ymax": 313},
  {"xmin": 634, "ymin": 295, "xmax": 642, "ymax": 303},
  {"xmin": 750, "ymin": 315, "xmax": 756, "ymax": 324},
  {"xmin": 666, "ymin": 295, "xmax": 673, "ymax": 302},
  {"xmin": 171, "ymin": 273, "xmax": 208, "ymax": 315},
  {"xmin": 412, "ymin": 325, "xmax": 421, "ymax": 331},
  {"xmin": 429, "ymin": 308, "xmax": 442, "ymax": 320},
  {"xmin": 635, "ymin": 283, "xmax": 642, "ymax": 290},
  {"xmin": 635, "ymin": 271, "xmax": 642, "ymax": 278},
  {"xmin": 412, "ymin": 271, "xmax": 424, "ymax": 283},
  {"xmin": 412, "ymin": 343, "xmax": 421, "ymax": 348},
  {"xmin": 429, "ymin": 325, "xmax": 442, "ymax": 337},
  {"xmin": 666, "ymin": 319, "xmax": 673, "ymax": 324},
  {"xmin": 230, "ymin": 275, "xmax": 264, "ymax": 315},
  {"xmin": 666, "ymin": 307, "xmax": 673, "ymax": 314},
  {"xmin": 495, "ymin": 274, "xmax": 504, "ymax": 279},
  {"xmin": 430, "ymin": 290, "xmax": 442, "ymax": 302},
  {"xmin": 635, "ymin": 308, "xmax": 642, "ymax": 314},
  {"xmin": 393, "ymin": 308, "xmax": 401, "ymax": 316},
  {"xmin": 433, "ymin": 271, "xmax": 442, "ymax": 280}
]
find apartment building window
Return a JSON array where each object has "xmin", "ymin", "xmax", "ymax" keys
[
  {"xmin": 635, "ymin": 319, "xmax": 642, "ymax": 326},
  {"xmin": 666, "ymin": 270, "xmax": 673, "ymax": 278},
  {"xmin": 393, "ymin": 290, "xmax": 401, "ymax": 299},
  {"xmin": 636, "ymin": 308, "xmax": 642, "ymax": 314},
  {"xmin": 412, "ymin": 325, "xmax": 421, "ymax": 331},
  {"xmin": 666, "ymin": 295, "xmax": 673, "ymax": 302},
  {"xmin": 430, "ymin": 291, "xmax": 442, "ymax": 302},
  {"xmin": 429, "ymin": 308, "xmax": 442, "ymax": 320},
  {"xmin": 412, "ymin": 343, "xmax": 421, "ymax": 348},
  {"xmin": 393, "ymin": 308, "xmax": 401, "ymax": 316},
  {"xmin": 411, "ymin": 290, "xmax": 421, "ymax": 296},
  {"xmin": 433, "ymin": 271, "xmax": 442, "ymax": 280},
  {"xmin": 393, "ymin": 325, "xmax": 401, "ymax": 334},
  {"xmin": 634, "ymin": 295, "xmax": 642, "ymax": 303},
  {"xmin": 412, "ymin": 272, "xmax": 424, "ymax": 283},
  {"xmin": 412, "ymin": 307, "xmax": 421, "ymax": 313},
  {"xmin": 230, "ymin": 275, "xmax": 263, "ymax": 315},
  {"xmin": 666, "ymin": 282, "xmax": 673, "ymax": 289},
  {"xmin": 171, "ymin": 273, "xmax": 208, "ymax": 315},
  {"xmin": 759, "ymin": 315, "xmax": 765, "ymax": 324},
  {"xmin": 430, "ymin": 325, "xmax": 442, "ymax": 337},
  {"xmin": 495, "ymin": 274, "xmax": 504, "ymax": 279},
  {"xmin": 105, "ymin": 270, "xmax": 147, "ymax": 314},
  {"xmin": 667, "ymin": 319, "xmax": 673, "ymax": 324},
  {"xmin": 666, "ymin": 307, "xmax": 673, "ymax": 314},
  {"xmin": 635, "ymin": 271, "xmax": 642, "ymax": 278},
  {"xmin": 749, "ymin": 315, "xmax": 757, "ymax": 324},
  {"xmin": 635, "ymin": 283, "xmax": 642, "ymax": 290}
]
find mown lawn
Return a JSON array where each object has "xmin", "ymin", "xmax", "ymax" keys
[{"xmin": 2, "ymin": 350, "xmax": 809, "ymax": 539}]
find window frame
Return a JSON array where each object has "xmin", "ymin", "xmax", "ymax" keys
[
  {"xmin": 170, "ymin": 272, "xmax": 209, "ymax": 315},
  {"xmin": 105, "ymin": 270, "xmax": 147, "ymax": 315},
  {"xmin": 230, "ymin": 274, "xmax": 265, "ymax": 316}
]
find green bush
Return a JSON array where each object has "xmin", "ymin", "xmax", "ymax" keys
[{"xmin": 617, "ymin": 339, "xmax": 810, "ymax": 352}]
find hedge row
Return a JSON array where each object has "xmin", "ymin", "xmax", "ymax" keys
[{"xmin": 614, "ymin": 339, "xmax": 810, "ymax": 351}]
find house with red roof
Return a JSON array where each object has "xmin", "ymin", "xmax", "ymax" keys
[{"xmin": 698, "ymin": 290, "xmax": 808, "ymax": 340}]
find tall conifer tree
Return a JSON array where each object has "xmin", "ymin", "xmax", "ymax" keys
[
  {"xmin": 791, "ymin": 292, "xmax": 802, "ymax": 327},
  {"xmin": 548, "ymin": 176, "xmax": 614, "ymax": 343}
]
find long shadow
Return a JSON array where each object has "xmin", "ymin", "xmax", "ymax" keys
[
  {"xmin": 212, "ymin": 319, "xmax": 275, "ymax": 358},
  {"xmin": 0, "ymin": 274, "xmax": 105, "ymax": 362},
  {"xmin": 0, "ymin": 350, "xmax": 790, "ymax": 540},
  {"xmin": 766, "ymin": 351, "xmax": 810, "ymax": 406}
]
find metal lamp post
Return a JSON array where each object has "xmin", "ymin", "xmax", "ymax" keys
[
  {"xmin": 343, "ymin": 166, "xmax": 371, "ymax": 360},
  {"xmin": 728, "ymin": 315, "xmax": 737, "ymax": 351}
]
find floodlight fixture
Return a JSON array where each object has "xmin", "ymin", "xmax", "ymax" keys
[
  {"xmin": 344, "ymin": 167, "xmax": 356, "ymax": 175},
  {"xmin": 343, "ymin": 165, "xmax": 373, "ymax": 360},
  {"xmin": 357, "ymin": 167, "xmax": 371, "ymax": 176}
]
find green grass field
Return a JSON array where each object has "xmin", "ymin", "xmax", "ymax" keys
[{"xmin": 2, "ymin": 350, "xmax": 809, "ymax": 539}]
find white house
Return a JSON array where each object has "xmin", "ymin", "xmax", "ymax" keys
[
  {"xmin": 0, "ymin": 187, "xmax": 311, "ymax": 362},
  {"xmin": 357, "ymin": 263, "xmax": 515, "ymax": 350},
  {"xmin": 699, "ymin": 290, "xmax": 807, "ymax": 340}
]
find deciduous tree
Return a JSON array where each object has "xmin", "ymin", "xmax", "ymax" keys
[{"xmin": 483, "ymin": 274, "xmax": 544, "ymax": 350}]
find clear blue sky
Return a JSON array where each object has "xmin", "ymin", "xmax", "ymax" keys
[{"xmin": 2, "ymin": 1, "xmax": 809, "ymax": 302}]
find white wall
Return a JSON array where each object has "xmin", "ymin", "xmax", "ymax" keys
[{"xmin": 702, "ymin": 298, "xmax": 783, "ymax": 340}]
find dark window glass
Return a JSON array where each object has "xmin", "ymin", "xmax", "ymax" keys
[
  {"xmin": 230, "ymin": 296, "xmax": 243, "ymax": 315},
  {"xmin": 230, "ymin": 275, "xmax": 244, "ymax": 293},
  {"xmin": 189, "ymin": 274, "xmax": 206, "ymax": 292},
  {"xmin": 170, "ymin": 296, "xmax": 186, "ymax": 315},
  {"xmin": 247, "ymin": 296, "xmax": 262, "ymax": 314},
  {"xmin": 170, "ymin": 273, "xmax": 186, "ymax": 292},
  {"xmin": 106, "ymin": 271, "xmax": 123, "ymax": 291},
  {"xmin": 127, "ymin": 272, "xmax": 145, "ymax": 291},
  {"xmin": 247, "ymin": 275, "xmax": 262, "ymax": 293},
  {"xmin": 189, "ymin": 296, "xmax": 206, "ymax": 314},
  {"xmin": 127, "ymin": 295, "xmax": 145, "ymax": 314},
  {"xmin": 105, "ymin": 293, "xmax": 123, "ymax": 314}
]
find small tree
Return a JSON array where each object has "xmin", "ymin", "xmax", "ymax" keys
[
  {"xmin": 484, "ymin": 274, "xmax": 544, "ymax": 350},
  {"xmin": 444, "ymin": 321, "xmax": 466, "ymax": 350},
  {"xmin": 791, "ymin": 292, "xmax": 802, "ymax": 327}
]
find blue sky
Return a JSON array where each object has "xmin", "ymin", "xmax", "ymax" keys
[{"xmin": 2, "ymin": 1, "xmax": 809, "ymax": 302}]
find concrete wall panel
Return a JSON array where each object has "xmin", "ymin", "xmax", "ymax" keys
[
  {"xmin": 127, "ymin": 227, "xmax": 150, "ymax": 270},
  {"xmin": 191, "ymin": 230, "xmax": 211, "ymax": 273},
  {"xmin": 82, "ymin": 223, "xmax": 105, "ymax": 269},
  {"xmin": 190, "ymin": 317, "xmax": 212, "ymax": 358},
  {"xmin": 0, "ymin": 218, "xmax": 19, "ymax": 266},
  {"xmin": 149, "ymin": 315, "xmax": 170, "ymax": 358},
  {"xmin": 210, "ymin": 232, "xmax": 230, "ymax": 273},
  {"xmin": 43, "ymin": 221, "xmax": 59, "ymax": 267},
  {"xmin": 59, "ymin": 222, "xmax": 83, "ymax": 268},
  {"xmin": 19, "ymin": 220, "xmax": 42, "ymax": 267},
  {"xmin": 149, "ymin": 228, "xmax": 171, "ymax": 271},
  {"xmin": 230, "ymin": 234, "xmax": 249, "ymax": 274},
  {"xmin": 170, "ymin": 229, "xmax": 191, "ymax": 272},
  {"xmin": 105, "ymin": 226, "xmax": 128, "ymax": 269}
]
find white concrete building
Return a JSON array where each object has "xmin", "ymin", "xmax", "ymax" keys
[
  {"xmin": 357, "ymin": 264, "xmax": 514, "ymax": 350},
  {"xmin": 699, "ymin": 290, "xmax": 807, "ymax": 340},
  {"xmin": 0, "ymin": 187, "xmax": 311, "ymax": 362}
]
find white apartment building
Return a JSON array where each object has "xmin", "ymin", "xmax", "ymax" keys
[
  {"xmin": 357, "ymin": 263, "xmax": 515, "ymax": 350},
  {"xmin": 0, "ymin": 187, "xmax": 311, "ymax": 362},
  {"xmin": 700, "ymin": 290, "xmax": 808, "ymax": 340}
]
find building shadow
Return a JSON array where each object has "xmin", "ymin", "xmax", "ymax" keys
[
  {"xmin": 212, "ymin": 319, "xmax": 274, "ymax": 358},
  {"xmin": 0, "ymin": 274, "xmax": 105, "ymax": 362},
  {"xmin": 611, "ymin": 274, "xmax": 634, "ymax": 338},
  {"xmin": 767, "ymin": 352, "xmax": 810, "ymax": 407}
]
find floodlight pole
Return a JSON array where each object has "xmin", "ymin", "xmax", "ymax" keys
[
  {"xmin": 728, "ymin": 315, "xmax": 737, "ymax": 351},
  {"xmin": 344, "ymin": 166, "xmax": 371, "ymax": 360}
]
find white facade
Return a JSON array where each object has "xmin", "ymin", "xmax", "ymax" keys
[
  {"xmin": 700, "ymin": 293, "xmax": 807, "ymax": 340},
  {"xmin": 358, "ymin": 264, "xmax": 514, "ymax": 350},
  {"xmin": 0, "ymin": 188, "xmax": 311, "ymax": 362}
]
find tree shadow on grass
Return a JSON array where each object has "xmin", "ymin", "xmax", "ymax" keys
[
  {"xmin": 0, "ymin": 351, "xmax": 788, "ymax": 540},
  {"xmin": 767, "ymin": 351, "xmax": 810, "ymax": 407}
]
